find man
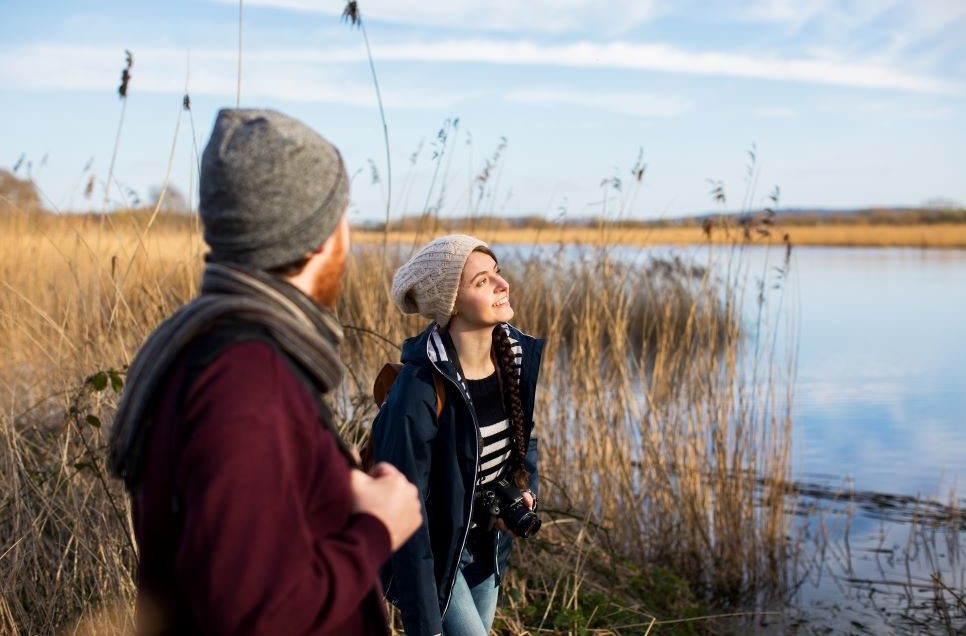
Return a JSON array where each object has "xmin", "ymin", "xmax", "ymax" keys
[{"xmin": 108, "ymin": 108, "xmax": 421, "ymax": 635}]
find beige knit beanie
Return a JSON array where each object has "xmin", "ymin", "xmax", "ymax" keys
[{"xmin": 391, "ymin": 234, "xmax": 489, "ymax": 326}]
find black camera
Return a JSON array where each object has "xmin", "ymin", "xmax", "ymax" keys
[{"xmin": 475, "ymin": 478, "xmax": 542, "ymax": 539}]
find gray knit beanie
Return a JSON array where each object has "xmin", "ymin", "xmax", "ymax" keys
[
  {"xmin": 199, "ymin": 108, "xmax": 349, "ymax": 270},
  {"xmin": 391, "ymin": 234, "xmax": 489, "ymax": 326}
]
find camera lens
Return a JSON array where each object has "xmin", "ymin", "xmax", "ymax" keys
[
  {"xmin": 513, "ymin": 511, "xmax": 542, "ymax": 538},
  {"xmin": 486, "ymin": 478, "xmax": 542, "ymax": 539},
  {"xmin": 503, "ymin": 500, "xmax": 542, "ymax": 538}
]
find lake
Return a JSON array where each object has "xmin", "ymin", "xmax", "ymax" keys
[
  {"xmin": 765, "ymin": 246, "xmax": 966, "ymax": 633},
  {"xmin": 500, "ymin": 242, "xmax": 966, "ymax": 633}
]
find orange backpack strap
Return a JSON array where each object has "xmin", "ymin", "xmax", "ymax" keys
[
  {"xmin": 430, "ymin": 371, "xmax": 445, "ymax": 418},
  {"xmin": 372, "ymin": 362, "xmax": 445, "ymax": 417},
  {"xmin": 364, "ymin": 363, "xmax": 445, "ymax": 472},
  {"xmin": 372, "ymin": 362, "xmax": 404, "ymax": 407}
]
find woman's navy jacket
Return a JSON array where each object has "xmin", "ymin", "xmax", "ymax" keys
[{"xmin": 370, "ymin": 322, "xmax": 544, "ymax": 636}]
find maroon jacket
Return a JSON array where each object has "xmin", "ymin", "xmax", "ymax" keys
[{"xmin": 132, "ymin": 336, "xmax": 390, "ymax": 635}]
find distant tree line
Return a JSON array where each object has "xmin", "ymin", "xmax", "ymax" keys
[
  {"xmin": 0, "ymin": 170, "xmax": 42, "ymax": 218},
  {"xmin": 0, "ymin": 170, "xmax": 191, "ymax": 214},
  {"xmin": 359, "ymin": 206, "xmax": 966, "ymax": 232},
  {"xmin": 2, "ymin": 169, "xmax": 963, "ymax": 229}
]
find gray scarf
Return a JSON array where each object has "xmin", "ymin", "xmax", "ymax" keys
[{"xmin": 108, "ymin": 262, "xmax": 346, "ymax": 492}]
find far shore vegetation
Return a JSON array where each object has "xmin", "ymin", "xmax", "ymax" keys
[
  {"xmin": 354, "ymin": 219, "xmax": 966, "ymax": 249},
  {"xmin": 351, "ymin": 203, "xmax": 966, "ymax": 249},
  {"xmin": 4, "ymin": 168, "xmax": 966, "ymax": 250}
]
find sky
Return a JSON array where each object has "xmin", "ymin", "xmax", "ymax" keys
[{"xmin": 1, "ymin": 0, "xmax": 964, "ymax": 223}]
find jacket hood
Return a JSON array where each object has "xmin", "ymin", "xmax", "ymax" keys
[{"xmin": 399, "ymin": 322, "xmax": 458, "ymax": 379}]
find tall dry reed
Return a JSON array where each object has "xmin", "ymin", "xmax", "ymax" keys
[
  {"xmin": 1, "ymin": 208, "xmax": 202, "ymax": 635},
  {"xmin": 2, "ymin": 212, "xmax": 796, "ymax": 634},
  {"xmin": 338, "ymin": 229, "xmax": 799, "ymax": 631}
]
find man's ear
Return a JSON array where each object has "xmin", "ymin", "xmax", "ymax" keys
[{"xmin": 317, "ymin": 213, "xmax": 349, "ymax": 255}]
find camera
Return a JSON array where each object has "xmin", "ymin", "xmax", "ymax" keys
[{"xmin": 475, "ymin": 478, "xmax": 542, "ymax": 539}]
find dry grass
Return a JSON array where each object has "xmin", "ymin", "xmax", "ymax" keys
[
  {"xmin": 353, "ymin": 222, "xmax": 966, "ymax": 249},
  {"xmin": 324, "ymin": 231, "xmax": 799, "ymax": 631},
  {"xmin": 1, "ymin": 212, "xmax": 798, "ymax": 634},
  {"xmin": 0, "ymin": 210, "xmax": 204, "ymax": 635}
]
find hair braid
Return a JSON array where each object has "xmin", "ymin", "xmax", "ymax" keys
[{"xmin": 493, "ymin": 326, "xmax": 529, "ymax": 490}]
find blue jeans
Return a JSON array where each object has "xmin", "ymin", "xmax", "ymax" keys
[{"xmin": 442, "ymin": 546, "xmax": 498, "ymax": 636}]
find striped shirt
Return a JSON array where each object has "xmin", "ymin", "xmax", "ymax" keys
[{"xmin": 465, "ymin": 372, "xmax": 510, "ymax": 486}]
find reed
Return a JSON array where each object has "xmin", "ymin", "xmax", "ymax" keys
[
  {"xmin": 1, "ymin": 210, "xmax": 795, "ymax": 634},
  {"xmin": 0, "ymin": 207, "xmax": 205, "ymax": 634},
  {"xmin": 334, "ymin": 224, "xmax": 798, "ymax": 631}
]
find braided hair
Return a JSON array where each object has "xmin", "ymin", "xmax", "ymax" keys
[{"xmin": 493, "ymin": 325, "xmax": 530, "ymax": 490}]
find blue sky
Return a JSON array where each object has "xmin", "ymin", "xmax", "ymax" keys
[{"xmin": 2, "ymin": 0, "xmax": 964, "ymax": 223}]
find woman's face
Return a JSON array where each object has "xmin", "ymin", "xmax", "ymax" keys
[{"xmin": 451, "ymin": 250, "xmax": 513, "ymax": 328}]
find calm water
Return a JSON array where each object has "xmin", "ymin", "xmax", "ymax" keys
[
  {"xmin": 789, "ymin": 247, "xmax": 965, "ymax": 499},
  {"xmin": 499, "ymin": 242, "xmax": 966, "ymax": 633},
  {"xmin": 768, "ymin": 247, "xmax": 966, "ymax": 633}
]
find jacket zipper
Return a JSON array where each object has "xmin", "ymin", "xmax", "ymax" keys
[{"xmin": 433, "ymin": 358, "xmax": 482, "ymax": 621}]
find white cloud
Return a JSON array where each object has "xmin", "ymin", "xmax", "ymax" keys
[
  {"xmin": 233, "ymin": 0, "xmax": 966, "ymax": 66},
  {"xmin": 365, "ymin": 40, "xmax": 960, "ymax": 95},
  {"xmin": 728, "ymin": 0, "xmax": 966, "ymax": 65},
  {"xmin": 3, "ymin": 37, "xmax": 960, "ymax": 105},
  {"xmin": 507, "ymin": 89, "xmax": 691, "ymax": 118},
  {"xmin": 0, "ymin": 44, "xmax": 467, "ymax": 109},
  {"xmin": 753, "ymin": 107, "xmax": 799, "ymax": 119},
  {"xmin": 199, "ymin": 0, "xmax": 966, "ymax": 88},
  {"xmin": 215, "ymin": 0, "xmax": 660, "ymax": 34},
  {"xmin": 712, "ymin": 0, "xmax": 966, "ymax": 35},
  {"xmin": 736, "ymin": 0, "xmax": 835, "ymax": 29}
]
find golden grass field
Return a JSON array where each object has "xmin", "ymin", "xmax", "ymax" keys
[
  {"xmin": 1, "ymin": 214, "xmax": 797, "ymax": 634},
  {"xmin": 353, "ymin": 221, "xmax": 966, "ymax": 249}
]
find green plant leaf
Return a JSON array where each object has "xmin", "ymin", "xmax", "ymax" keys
[
  {"xmin": 90, "ymin": 371, "xmax": 108, "ymax": 391},
  {"xmin": 109, "ymin": 371, "xmax": 124, "ymax": 393},
  {"xmin": 86, "ymin": 415, "xmax": 101, "ymax": 428}
]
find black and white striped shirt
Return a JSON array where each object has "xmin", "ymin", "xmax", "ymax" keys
[{"xmin": 465, "ymin": 372, "xmax": 510, "ymax": 486}]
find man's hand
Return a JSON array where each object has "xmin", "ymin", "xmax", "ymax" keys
[{"xmin": 350, "ymin": 462, "xmax": 422, "ymax": 552}]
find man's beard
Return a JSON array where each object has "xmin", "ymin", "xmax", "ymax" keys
[
  {"xmin": 310, "ymin": 266, "xmax": 342, "ymax": 309},
  {"xmin": 307, "ymin": 216, "xmax": 349, "ymax": 310}
]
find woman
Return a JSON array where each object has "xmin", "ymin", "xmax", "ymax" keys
[{"xmin": 371, "ymin": 234, "xmax": 544, "ymax": 636}]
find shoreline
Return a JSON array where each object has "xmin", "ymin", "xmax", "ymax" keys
[
  {"xmin": 351, "ymin": 223, "xmax": 966, "ymax": 249},
  {"xmin": 8, "ymin": 215, "xmax": 965, "ymax": 250}
]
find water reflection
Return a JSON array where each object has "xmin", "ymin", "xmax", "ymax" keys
[
  {"xmin": 497, "ymin": 242, "xmax": 966, "ymax": 632},
  {"xmin": 776, "ymin": 249, "xmax": 962, "ymax": 631},
  {"xmin": 789, "ymin": 248, "xmax": 966, "ymax": 497},
  {"xmin": 497, "ymin": 244, "xmax": 966, "ymax": 502}
]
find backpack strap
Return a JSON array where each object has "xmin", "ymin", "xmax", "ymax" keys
[
  {"xmin": 363, "ymin": 363, "xmax": 445, "ymax": 472},
  {"xmin": 372, "ymin": 362, "xmax": 403, "ymax": 409},
  {"xmin": 430, "ymin": 370, "xmax": 445, "ymax": 417},
  {"xmin": 373, "ymin": 362, "xmax": 444, "ymax": 417}
]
